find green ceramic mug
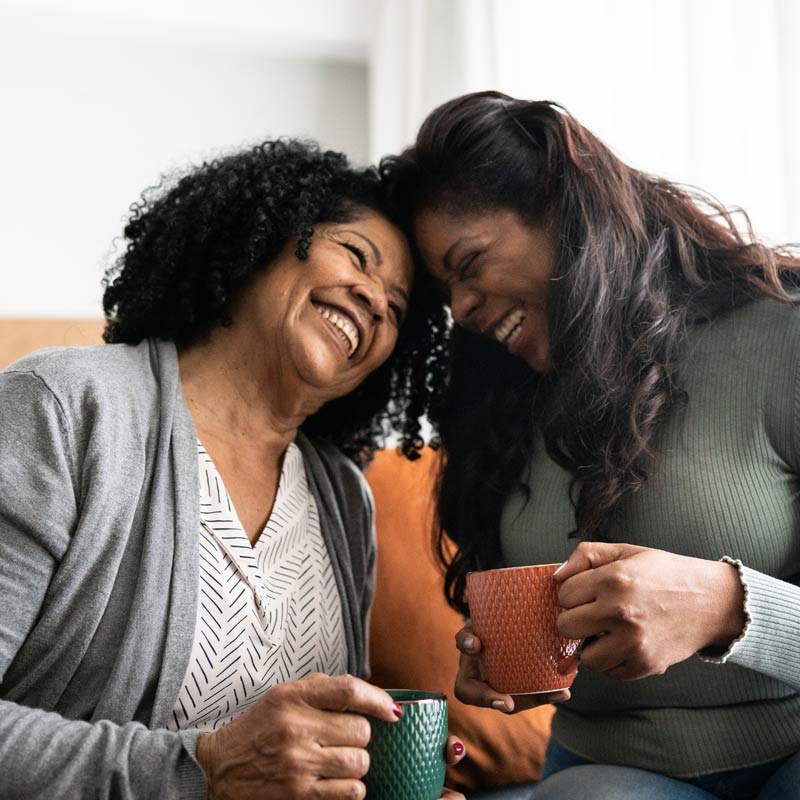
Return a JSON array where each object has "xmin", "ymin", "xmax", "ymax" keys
[{"xmin": 363, "ymin": 690, "xmax": 448, "ymax": 800}]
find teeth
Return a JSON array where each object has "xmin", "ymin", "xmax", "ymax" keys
[
  {"xmin": 314, "ymin": 304, "xmax": 360, "ymax": 356},
  {"xmin": 494, "ymin": 308, "xmax": 526, "ymax": 344}
]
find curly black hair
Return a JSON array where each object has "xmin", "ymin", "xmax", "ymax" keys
[{"xmin": 102, "ymin": 138, "xmax": 450, "ymax": 465}]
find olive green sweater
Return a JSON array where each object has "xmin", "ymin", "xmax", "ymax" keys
[{"xmin": 501, "ymin": 299, "xmax": 800, "ymax": 778}]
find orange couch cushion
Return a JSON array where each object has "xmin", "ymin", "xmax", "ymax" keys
[
  {"xmin": 0, "ymin": 319, "xmax": 104, "ymax": 370},
  {"xmin": 366, "ymin": 448, "xmax": 553, "ymax": 791}
]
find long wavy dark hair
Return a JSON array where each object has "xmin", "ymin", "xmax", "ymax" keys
[
  {"xmin": 103, "ymin": 138, "xmax": 449, "ymax": 466},
  {"xmin": 381, "ymin": 91, "xmax": 800, "ymax": 614}
]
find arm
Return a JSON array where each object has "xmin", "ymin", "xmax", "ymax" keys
[
  {"xmin": 713, "ymin": 559, "xmax": 800, "ymax": 685},
  {"xmin": 554, "ymin": 541, "xmax": 800, "ymax": 688},
  {"xmin": 0, "ymin": 369, "xmax": 205, "ymax": 799}
]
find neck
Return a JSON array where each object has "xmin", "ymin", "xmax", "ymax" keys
[{"xmin": 177, "ymin": 326, "xmax": 322, "ymax": 456}]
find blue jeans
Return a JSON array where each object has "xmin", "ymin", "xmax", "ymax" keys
[{"xmin": 531, "ymin": 739, "xmax": 800, "ymax": 800}]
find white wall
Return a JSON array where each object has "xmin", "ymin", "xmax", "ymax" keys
[
  {"xmin": 0, "ymin": 0, "xmax": 371, "ymax": 317},
  {"xmin": 492, "ymin": 0, "xmax": 799, "ymax": 245},
  {"xmin": 3, "ymin": 0, "xmax": 796, "ymax": 318}
]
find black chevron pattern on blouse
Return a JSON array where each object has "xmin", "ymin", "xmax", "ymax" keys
[{"xmin": 168, "ymin": 443, "xmax": 347, "ymax": 732}]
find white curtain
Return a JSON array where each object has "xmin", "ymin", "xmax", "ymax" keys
[
  {"xmin": 368, "ymin": 0, "xmax": 799, "ymax": 243},
  {"xmin": 367, "ymin": 0, "xmax": 496, "ymax": 162}
]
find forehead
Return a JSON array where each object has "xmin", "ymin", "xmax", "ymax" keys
[
  {"xmin": 414, "ymin": 208, "xmax": 529, "ymax": 272},
  {"xmin": 415, "ymin": 207, "xmax": 527, "ymax": 242}
]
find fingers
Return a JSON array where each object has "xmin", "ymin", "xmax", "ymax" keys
[
  {"xmin": 553, "ymin": 541, "xmax": 641, "ymax": 583},
  {"xmin": 574, "ymin": 634, "xmax": 625, "ymax": 674},
  {"xmin": 314, "ymin": 710, "xmax": 372, "ymax": 748},
  {"xmin": 441, "ymin": 789, "xmax": 467, "ymax": 800},
  {"xmin": 308, "ymin": 779, "xmax": 366, "ymax": 800},
  {"xmin": 510, "ymin": 690, "xmax": 571, "ymax": 712},
  {"xmin": 453, "ymin": 650, "xmax": 511, "ymax": 711},
  {"xmin": 445, "ymin": 735, "xmax": 466, "ymax": 765},
  {"xmin": 314, "ymin": 746, "xmax": 370, "ymax": 779},
  {"xmin": 301, "ymin": 675, "xmax": 400, "ymax": 723},
  {"xmin": 556, "ymin": 570, "xmax": 600, "ymax": 609},
  {"xmin": 556, "ymin": 653, "xmax": 580, "ymax": 675},
  {"xmin": 556, "ymin": 605, "xmax": 609, "ymax": 640},
  {"xmin": 455, "ymin": 626, "xmax": 481, "ymax": 655}
]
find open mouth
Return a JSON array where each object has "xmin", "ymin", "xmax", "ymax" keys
[
  {"xmin": 312, "ymin": 302, "xmax": 361, "ymax": 357},
  {"xmin": 493, "ymin": 307, "xmax": 526, "ymax": 348}
]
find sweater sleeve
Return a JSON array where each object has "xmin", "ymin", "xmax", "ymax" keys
[
  {"xmin": 702, "ymin": 334, "xmax": 800, "ymax": 688},
  {"xmin": 714, "ymin": 563, "xmax": 800, "ymax": 688},
  {"xmin": 0, "ymin": 369, "xmax": 207, "ymax": 799}
]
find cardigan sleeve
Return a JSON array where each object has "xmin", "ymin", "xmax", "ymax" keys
[
  {"xmin": 0, "ymin": 369, "xmax": 207, "ymax": 799},
  {"xmin": 359, "ymin": 479, "xmax": 377, "ymax": 681}
]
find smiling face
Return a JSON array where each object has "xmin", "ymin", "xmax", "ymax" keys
[
  {"xmin": 414, "ymin": 206, "xmax": 557, "ymax": 373},
  {"xmin": 233, "ymin": 209, "xmax": 414, "ymax": 406}
]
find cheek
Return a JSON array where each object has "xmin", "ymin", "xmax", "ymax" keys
[{"xmin": 367, "ymin": 329, "xmax": 399, "ymax": 369}]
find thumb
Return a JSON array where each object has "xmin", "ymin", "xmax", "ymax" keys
[{"xmin": 553, "ymin": 541, "xmax": 643, "ymax": 583}]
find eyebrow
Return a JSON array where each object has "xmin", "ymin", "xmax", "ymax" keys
[
  {"xmin": 339, "ymin": 229, "xmax": 383, "ymax": 266},
  {"xmin": 443, "ymin": 235, "xmax": 483, "ymax": 272},
  {"xmin": 340, "ymin": 228, "xmax": 409, "ymax": 307}
]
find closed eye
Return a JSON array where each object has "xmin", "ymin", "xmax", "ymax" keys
[
  {"xmin": 456, "ymin": 251, "xmax": 480, "ymax": 281},
  {"xmin": 343, "ymin": 242, "xmax": 368, "ymax": 270},
  {"xmin": 389, "ymin": 302, "xmax": 405, "ymax": 326}
]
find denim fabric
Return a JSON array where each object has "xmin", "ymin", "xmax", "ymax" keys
[{"xmin": 533, "ymin": 739, "xmax": 800, "ymax": 800}]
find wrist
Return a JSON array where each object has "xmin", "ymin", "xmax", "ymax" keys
[{"xmin": 704, "ymin": 560, "xmax": 746, "ymax": 651}]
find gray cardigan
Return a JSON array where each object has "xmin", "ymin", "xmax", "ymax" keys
[{"xmin": 0, "ymin": 340, "xmax": 377, "ymax": 799}]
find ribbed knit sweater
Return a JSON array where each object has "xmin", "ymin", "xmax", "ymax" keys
[{"xmin": 500, "ymin": 298, "xmax": 800, "ymax": 777}]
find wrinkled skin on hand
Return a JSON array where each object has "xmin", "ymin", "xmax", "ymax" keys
[{"xmin": 196, "ymin": 672, "xmax": 467, "ymax": 800}]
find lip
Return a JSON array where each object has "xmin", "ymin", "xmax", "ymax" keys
[
  {"xmin": 483, "ymin": 304, "xmax": 525, "ymax": 339},
  {"xmin": 311, "ymin": 300, "xmax": 367, "ymax": 359}
]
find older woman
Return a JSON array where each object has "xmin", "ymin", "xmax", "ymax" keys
[
  {"xmin": 0, "ymin": 139, "xmax": 459, "ymax": 799},
  {"xmin": 382, "ymin": 92, "xmax": 800, "ymax": 799}
]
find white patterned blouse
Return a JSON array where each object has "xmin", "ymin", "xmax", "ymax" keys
[{"xmin": 168, "ymin": 441, "xmax": 348, "ymax": 732}]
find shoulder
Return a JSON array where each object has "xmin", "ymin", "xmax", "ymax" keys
[
  {"xmin": 4, "ymin": 340, "xmax": 155, "ymax": 386},
  {"xmin": 2, "ymin": 340, "xmax": 169, "ymax": 420},
  {"xmin": 691, "ymin": 298, "xmax": 800, "ymax": 371},
  {"xmin": 701, "ymin": 297, "xmax": 800, "ymax": 341}
]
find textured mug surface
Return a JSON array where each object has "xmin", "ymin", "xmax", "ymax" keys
[
  {"xmin": 466, "ymin": 564, "xmax": 581, "ymax": 694},
  {"xmin": 363, "ymin": 690, "xmax": 447, "ymax": 800}
]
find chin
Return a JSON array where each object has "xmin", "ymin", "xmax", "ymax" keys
[{"xmin": 523, "ymin": 349, "xmax": 552, "ymax": 374}]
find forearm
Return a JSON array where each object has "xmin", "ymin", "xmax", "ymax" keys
[
  {"xmin": 0, "ymin": 699, "xmax": 207, "ymax": 799},
  {"xmin": 700, "ymin": 559, "xmax": 800, "ymax": 689}
]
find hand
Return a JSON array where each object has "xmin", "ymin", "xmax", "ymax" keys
[
  {"xmin": 439, "ymin": 736, "xmax": 468, "ymax": 800},
  {"xmin": 554, "ymin": 542, "xmax": 746, "ymax": 681},
  {"xmin": 454, "ymin": 625, "xmax": 571, "ymax": 713},
  {"xmin": 196, "ymin": 672, "xmax": 401, "ymax": 800}
]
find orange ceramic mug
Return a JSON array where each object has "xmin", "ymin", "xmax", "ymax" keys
[{"xmin": 466, "ymin": 564, "xmax": 581, "ymax": 695}]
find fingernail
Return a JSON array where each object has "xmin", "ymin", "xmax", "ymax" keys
[
  {"xmin": 463, "ymin": 636, "xmax": 475, "ymax": 651},
  {"xmin": 453, "ymin": 741, "xmax": 464, "ymax": 756},
  {"xmin": 392, "ymin": 702, "xmax": 403, "ymax": 719},
  {"xmin": 491, "ymin": 700, "xmax": 509, "ymax": 712},
  {"xmin": 553, "ymin": 561, "xmax": 566, "ymax": 576}
]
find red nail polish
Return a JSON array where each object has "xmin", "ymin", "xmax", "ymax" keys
[
  {"xmin": 453, "ymin": 742, "xmax": 464, "ymax": 756},
  {"xmin": 392, "ymin": 702, "xmax": 403, "ymax": 718}
]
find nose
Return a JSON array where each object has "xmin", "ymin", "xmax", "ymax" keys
[
  {"xmin": 351, "ymin": 275, "xmax": 389, "ymax": 323},
  {"xmin": 449, "ymin": 282, "xmax": 481, "ymax": 327}
]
